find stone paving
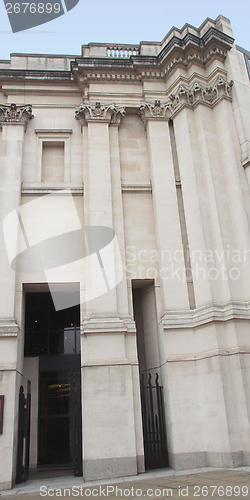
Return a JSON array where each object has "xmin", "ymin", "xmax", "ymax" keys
[{"xmin": 1, "ymin": 467, "xmax": 250, "ymax": 500}]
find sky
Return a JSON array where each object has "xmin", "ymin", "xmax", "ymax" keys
[{"xmin": 0, "ymin": 0, "xmax": 249, "ymax": 61}]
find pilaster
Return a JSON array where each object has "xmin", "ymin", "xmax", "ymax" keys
[
  {"xmin": 139, "ymin": 102, "xmax": 189, "ymax": 312},
  {"xmin": 224, "ymin": 45, "xmax": 250, "ymax": 185},
  {"xmin": 75, "ymin": 102, "xmax": 144, "ymax": 479},
  {"xmin": 172, "ymin": 107, "xmax": 213, "ymax": 308},
  {"xmin": 75, "ymin": 102, "xmax": 125, "ymax": 316},
  {"xmin": 0, "ymin": 105, "xmax": 33, "ymax": 318},
  {"xmin": 0, "ymin": 103, "xmax": 33, "ymax": 489},
  {"xmin": 213, "ymin": 98, "xmax": 250, "ymax": 300}
]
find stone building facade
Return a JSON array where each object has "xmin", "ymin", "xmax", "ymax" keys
[{"xmin": 0, "ymin": 14, "xmax": 250, "ymax": 490}]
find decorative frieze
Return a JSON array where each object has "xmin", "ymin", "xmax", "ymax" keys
[
  {"xmin": 139, "ymin": 75, "xmax": 233, "ymax": 124},
  {"xmin": 75, "ymin": 101, "xmax": 125, "ymax": 125},
  {"xmin": 0, "ymin": 103, "xmax": 33, "ymax": 130}
]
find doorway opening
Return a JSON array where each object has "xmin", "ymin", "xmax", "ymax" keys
[
  {"xmin": 22, "ymin": 286, "xmax": 82, "ymax": 480},
  {"xmin": 132, "ymin": 280, "xmax": 168, "ymax": 470}
]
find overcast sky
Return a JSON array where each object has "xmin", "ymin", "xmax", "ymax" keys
[{"xmin": 0, "ymin": 0, "xmax": 249, "ymax": 60}]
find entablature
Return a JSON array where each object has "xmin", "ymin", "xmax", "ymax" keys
[
  {"xmin": 72, "ymin": 21, "xmax": 234, "ymax": 88},
  {"xmin": 0, "ymin": 18, "xmax": 234, "ymax": 99}
]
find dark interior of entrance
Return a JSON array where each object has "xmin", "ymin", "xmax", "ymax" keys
[
  {"xmin": 23, "ymin": 290, "xmax": 82, "ymax": 476},
  {"xmin": 132, "ymin": 280, "xmax": 160, "ymax": 378},
  {"xmin": 132, "ymin": 280, "xmax": 169, "ymax": 470}
]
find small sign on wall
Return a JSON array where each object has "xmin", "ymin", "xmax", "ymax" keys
[{"xmin": 0, "ymin": 396, "xmax": 4, "ymax": 434}]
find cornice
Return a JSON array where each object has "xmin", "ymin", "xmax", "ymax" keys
[
  {"xmin": 160, "ymin": 300, "xmax": 250, "ymax": 330},
  {"xmin": 139, "ymin": 75, "xmax": 233, "ymax": 124},
  {"xmin": 0, "ymin": 33, "xmax": 234, "ymax": 90},
  {"xmin": 121, "ymin": 182, "xmax": 152, "ymax": 193},
  {"xmin": 71, "ymin": 48, "xmax": 227, "ymax": 85},
  {"xmin": 71, "ymin": 28, "xmax": 234, "ymax": 85},
  {"xmin": 21, "ymin": 185, "xmax": 83, "ymax": 196},
  {"xmin": 75, "ymin": 101, "xmax": 126, "ymax": 125},
  {"xmin": 0, "ymin": 69, "xmax": 72, "ymax": 81},
  {"xmin": 70, "ymin": 49, "xmax": 228, "ymax": 88},
  {"xmin": 81, "ymin": 317, "xmax": 136, "ymax": 335},
  {"xmin": 81, "ymin": 360, "xmax": 139, "ymax": 367},
  {"xmin": 0, "ymin": 103, "xmax": 33, "ymax": 130},
  {"xmin": 0, "ymin": 22, "xmax": 234, "ymax": 91},
  {"xmin": 0, "ymin": 318, "xmax": 19, "ymax": 337},
  {"xmin": 165, "ymin": 346, "xmax": 250, "ymax": 364}
]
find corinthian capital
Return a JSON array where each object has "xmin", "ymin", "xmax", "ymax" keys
[
  {"xmin": 0, "ymin": 103, "xmax": 33, "ymax": 130},
  {"xmin": 139, "ymin": 100, "xmax": 173, "ymax": 126},
  {"xmin": 139, "ymin": 75, "xmax": 233, "ymax": 125},
  {"xmin": 75, "ymin": 102, "xmax": 125, "ymax": 125}
]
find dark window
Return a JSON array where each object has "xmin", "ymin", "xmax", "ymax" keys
[{"xmin": 24, "ymin": 292, "xmax": 80, "ymax": 357}]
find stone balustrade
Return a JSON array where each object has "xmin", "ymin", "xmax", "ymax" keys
[{"xmin": 106, "ymin": 45, "xmax": 140, "ymax": 57}]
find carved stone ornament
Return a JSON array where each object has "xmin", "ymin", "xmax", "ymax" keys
[
  {"xmin": 0, "ymin": 103, "xmax": 33, "ymax": 130},
  {"xmin": 139, "ymin": 75, "xmax": 233, "ymax": 124},
  {"xmin": 138, "ymin": 100, "xmax": 173, "ymax": 123},
  {"xmin": 75, "ymin": 102, "xmax": 126, "ymax": 125}
]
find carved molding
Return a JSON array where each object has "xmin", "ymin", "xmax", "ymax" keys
[
  {"xmin": 139, "ymin": 75, "xmax": 233, "ymax": 124},
  {"xmin": 75, "ymin": 102, "xmax": 125, "ymax": 125},
  {"xmin": 0, "ymin": 318, "xmax": 19, "ymax": 337},
  {"xmin": 165, "ymin": 346, "xmax": 250, "ymax": 363},
  {"xmin": 160, "ymin": 299, "xmax": 250, "ymax": 330},
  {"xmin": 72, "ymin": 22, "xmax": 234, "ymax": 87},
  {"xmin": 72, "ymin": 49, "xmax": 228, "ymax": 86},
  {"xmin": 0, "ymin": 103, "xmax": 33, "ymax": 130},
  {"xmin": 121, "ymin": 182, "xmax": 152, "ymax": 193},
  {"xmin": 139, "ymin": 99, "xmax": 173, "ymax": 122}
]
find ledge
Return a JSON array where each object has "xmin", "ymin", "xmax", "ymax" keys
[
  {"xmin": 82, "ymin": 317, "xmax": 136, "ymax": 335},
  {"xmin": 81, "ymin": 359, "xmax": 138, "ymax": 367},
  {"xmin": 121, "ymin": 182, "xmax": 152, "ymax": 193},
  {"xmin": 35, "ymin": 129, "xmax": 72, "ymax": 134},
  {"xmin": 165, "ymin": 346, "xmax": 250, "ymax": 363},
  {"xmin": 0, "ymin": 318, "xmax": 19, "ymax": 336},
  {"xmin": 21, "ymin": 184, "xmax": 84, "ymax": 196},
  {"xmin": 160, "ymin": 300, "xmax": 250, "ymax": 329}
]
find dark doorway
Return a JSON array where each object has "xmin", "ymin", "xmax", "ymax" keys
[
  {"xmin": 132, "ymin": 280, "xmax": 168, "ymax": 470},
  {"xmin": 24, "ymin": 290, "xmax": 82, "ymax": 476}
]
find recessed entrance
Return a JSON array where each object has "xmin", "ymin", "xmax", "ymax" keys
[
  {"xmin": 23, "ymin": 288, "xmax": 82, "ymax": 478},
  {"xmin": 132, "ymin": 280, "xmax": 169, "ymax": 470}
]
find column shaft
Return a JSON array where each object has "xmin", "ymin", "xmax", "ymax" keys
[
  {"xmin": 0, "ymin": 105, "xmax": 32, "ymax": 489},
  {"xmin": 173, "ymin": 108, "xmax": 214, "ymax": 307},
  {"xmin": 146, "ymin": 119, "xmax": 189, "ymax": 311}
]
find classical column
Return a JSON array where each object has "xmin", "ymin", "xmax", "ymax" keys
[
  {"xmin": 171, "ymin": 107, "xmax": 214, "ymax": 308},
  {"xmin": 0, "ymin": 103, "xmax": 33, "ymax": 489},
  {"xmin": 139, "ymin": 101, "xmax": 190, "ymax": 312},
  {"xmin": 109, "ymin": 118, "xmax": 130, "ymax": 317},
  {"xmin": 159, "ymin": 76, "xmax": 250, "ymax": 467},
  {"xmin": 75, "ymin": 102, "xmax": 125, "ymax": 316},
  {"xmin": 75, "ymin": 102, "xmax": 144, "ymax": 480},
  {"xmin": 225, "ymin": 44, "xmax": 250, "ymax": 190},
  {"xmin": 213, "ymin": 97, "xmax": 250, "ymax": 300}
]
